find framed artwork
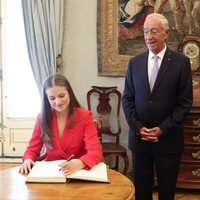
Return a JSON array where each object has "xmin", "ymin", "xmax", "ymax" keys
[
  {"xmin": 97, "ymin": 0, "xmax": 130, "ymax": 76},
  {"xmin": 97, "ymin": 0, "xmax": 200, "ymax": 76}
]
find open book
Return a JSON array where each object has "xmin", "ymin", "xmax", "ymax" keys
[{"xmin": 25, "ymin": 160, "xmax": 109, "ymax": 183}]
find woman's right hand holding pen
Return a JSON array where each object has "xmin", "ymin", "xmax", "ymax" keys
[{"xmin": 59, "ymin": 158, "xmax": 86, "ymax": 176}]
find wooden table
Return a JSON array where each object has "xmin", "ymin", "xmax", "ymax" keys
[{"xmin": 0, "ymin": 167, "xmax": 134, "ymax": 200}]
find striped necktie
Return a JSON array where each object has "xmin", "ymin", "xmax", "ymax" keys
[{"xmin": 150, "ymin": 55, "xmax": 159, "ymax": 91}]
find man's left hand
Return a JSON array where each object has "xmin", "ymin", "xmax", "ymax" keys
[{"xmin": 141, "ymin": 127, "xmax": 163, "ymax": 142}]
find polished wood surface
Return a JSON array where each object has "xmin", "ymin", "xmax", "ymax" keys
[
  {"xmin": 0, "ymin": 162, "xmax": 21, "ymax": 170},
  {"xmin": 178, "ymin": 75, "xmax": 200, "ymax": 189},
  {"xmin": 0, "ymin": 166, "xmax": 134, "ymax": 200}
]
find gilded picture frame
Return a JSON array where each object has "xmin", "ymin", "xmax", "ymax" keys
[{"xmin": 97, "ymin": 0, "xmax": 130, "ymax": 76}]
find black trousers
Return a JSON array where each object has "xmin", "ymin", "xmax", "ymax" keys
[{"xmin": 131, "ymin": 151, "xmax": 182, "ymax": 200}]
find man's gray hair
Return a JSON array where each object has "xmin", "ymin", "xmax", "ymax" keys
[{"xmin": 145, "ymin": 13, "xmax": 169, "ymax": 30}]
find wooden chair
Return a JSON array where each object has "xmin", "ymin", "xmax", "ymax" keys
[{"xmin": 87, "ymin": 86, "xmax": 129, "ymax": 175}]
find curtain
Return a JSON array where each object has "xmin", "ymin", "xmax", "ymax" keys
[{"xmin": 21, "ymin": 0, "xmax": 64, "ymax": 95}]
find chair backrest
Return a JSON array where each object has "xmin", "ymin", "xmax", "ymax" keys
[
  {"xmin": 93, "ymin": 118, "xmax": 103, "ymax": 142},
  {"xmin": 87, "ymin": 86, "xmax": 122, "ymax": 143}
]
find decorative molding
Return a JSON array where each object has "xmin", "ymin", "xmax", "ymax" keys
[
  {"xmin": 192, "ymin": 151, "xmax": 200, "ymax": 159},
  {"xmin": 193, "ymin": 134, "xmax": 200, "ymax": 143},
  {"xmin": 192, "ymin": 168, "xmax": 200, "ymax": 177},
  {"xmin": 193, "ymin": 118, "xmax": 200, "ymax": 127}
]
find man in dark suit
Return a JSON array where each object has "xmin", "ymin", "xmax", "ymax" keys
[{"xmin": 122, "ymin": 13, "xmax": 193, "ymax": 200}]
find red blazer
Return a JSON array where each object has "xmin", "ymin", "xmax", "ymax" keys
[{"xmin": 23, "ymin": 108, "xmax": 103, "ymax": 169}]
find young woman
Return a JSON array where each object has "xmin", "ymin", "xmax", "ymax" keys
[{"xmin": 19, "ymin": 74, "xmax": 103, "ymax": 176}]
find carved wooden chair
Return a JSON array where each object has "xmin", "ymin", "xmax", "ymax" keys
[{"xmin": 87, "ymin": 86, "xmax": 129, "ymax": 175}]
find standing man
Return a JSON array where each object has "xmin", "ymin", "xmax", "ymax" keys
[{"xmin": 122, "ymin": 13, "xmax": 193, "ymax": 200}]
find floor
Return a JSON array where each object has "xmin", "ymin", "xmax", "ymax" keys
[
  {"xmin": 126, "ymin": 173, "xmax": 200, "ymax": 200},
  {"xmin": 153, "ymin": 188, "xmax": 200, "ymax": 200},
  {"xmin": 0, "ymin": 162, "xmax": 199, "ymax": 200}
]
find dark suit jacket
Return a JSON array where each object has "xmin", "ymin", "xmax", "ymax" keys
[{"xmin": 122, "ymin": 48, "xmax": 193, "ymax": 154}]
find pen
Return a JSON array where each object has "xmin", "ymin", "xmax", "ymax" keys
[
  {"xmin": 59, "ymin": 154, "xmax": 74, "ymax": 171},
  {"xmin": 66, "ymin": 154, "xmax": 74, "ymax": 162}
]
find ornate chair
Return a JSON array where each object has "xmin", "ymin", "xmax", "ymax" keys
[{"xmin": 87, "ymin": 86, "xmax": 129, "ymax": 175}]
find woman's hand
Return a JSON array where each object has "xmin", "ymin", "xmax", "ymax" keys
[
  {"xmin": 59, "ymin": 159, "xmax": 86, "ymax": 176},
  {"xmin": 18, "ymin": 159, "xmax": 35, "ymax": 174}
]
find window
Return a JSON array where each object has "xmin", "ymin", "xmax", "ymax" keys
[{"xmin": 2, "ymin": 0, "xmax": 40, "ymax": 118}]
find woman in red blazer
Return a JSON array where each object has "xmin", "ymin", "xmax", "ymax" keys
[{"xmin": 19, "ymin": 74, "xmax": 103, "ymax": 175}]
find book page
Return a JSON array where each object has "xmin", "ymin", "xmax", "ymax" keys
[
  {"xmin": 67, "ymin": 162, "xmax": 109, "ymax": 182},
  {"xmin": 26, "ymin": 160, "xmax": 66, "ymax": 183}
]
